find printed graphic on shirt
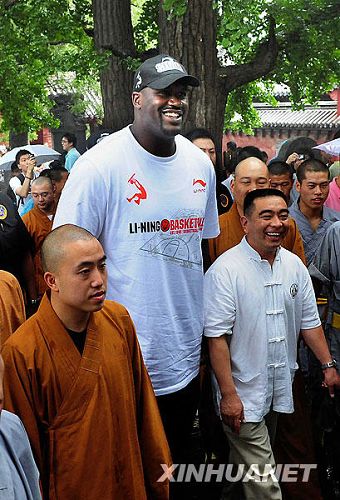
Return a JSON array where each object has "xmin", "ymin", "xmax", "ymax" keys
[
  {"xmin": 126, "ymin": 173, "xmax": 147, "ymax": 205},
  {"xmin": 129, "ymin": 216, "xmax": 204, "ymax": 235},
  {"xmin": 135, "ymin": 209, "xmax": 204, "ymax": 270},
  {"xmin": 193, "ymin": 178, "xmax": 206, "ymax": 193},
  {"xmin": 290, "ymin": 283, "xmax": 298, "ymax": 298},
  {"xmin": 0, "ymin": 205, "xmax": 8, "ymax": 219}
]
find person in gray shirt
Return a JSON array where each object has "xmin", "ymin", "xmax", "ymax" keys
[
  {"xmin": 309, "ymin": 221, "xmax": 340, "ymax": 495},
  {"xmin": 289, "ymin": 158, "xmax": 340, "ymax": 267},
  {"xmin": 0, "ymin": 354, "xmax": 41, "ymax": 500}
]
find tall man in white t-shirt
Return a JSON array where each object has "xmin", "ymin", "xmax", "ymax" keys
[{"xmin": 53, "ymin": 55, "xmax": 220, "ymax": 465}]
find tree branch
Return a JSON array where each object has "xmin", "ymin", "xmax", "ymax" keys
[
  {"xmin": 97, "ymin": 46, "xmax": 157, "ymax": 62},
  {"xmin": 83, "ymin": 28, "xmax": 94, "ymax": 38},
  {"xmin": 98, "ymin": 46, "xmax": 136, "ymax": 58},
  {"xmin": 4, "ymin": 0, "xmax": 18, "ymax": 8},
  {"xmin": 221, "ymin": 16, "xmax": 279, "ymax": 92}
]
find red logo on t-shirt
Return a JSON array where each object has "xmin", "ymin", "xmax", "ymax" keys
[
  {"xmin": 193, "ymin": 179, "xmax": 206, "ymax": 187},
  {"xmin": 126, "ymin": 174, "xmax": 147, "ymax": 205}
]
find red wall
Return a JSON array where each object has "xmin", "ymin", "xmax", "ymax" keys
[{"xmin": 31, "ymin": 128, "xmax": 54, "ymax": 148}]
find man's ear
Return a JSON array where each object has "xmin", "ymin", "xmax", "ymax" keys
[
  {"xmin": 44, "ymin": 272, "xmax": 58, "ymax": 292},
  {"xmin": 240, "ymin": 215, "xmax": 248, "ymax": 234},
  {"xmin": 132, "ymin": 92, "xmax": 142, "ymax": 109},
  {"xmin": 296, "ymin": 180, "xmax": 301, "ymax": 193},
  {"xmin": 230, "ymin": 177, "xmax": 235, "ymax": 194}
]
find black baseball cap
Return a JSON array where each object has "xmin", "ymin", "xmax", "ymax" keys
[{"xmin": 133, "ymin": 54, "xmax": 199, "ymax": 92}]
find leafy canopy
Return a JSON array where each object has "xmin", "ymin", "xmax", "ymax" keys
[
  {"xmin": 0, "ymin": 0, "xmax": 104, "ymax": 133},
  {"xmin": 0, "ymin": 0, "xmax": 338, "ymax": 133},
  {"xmin": 135, "ymin": 0, "xmax": 339, "ymax": 132}
]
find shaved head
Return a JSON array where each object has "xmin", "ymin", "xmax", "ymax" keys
[
  {"xmin": 32, "ymin": 176, "xmax": 53, "ymax": 189},
  {"xmin": 231, "ymin": 157, "xmax": 270, "ymax": 214},
  {"xmin": 31, "ymin": 176, "xmax": 55, "ymax": 213},
  {"xmin": 41, "ymin": 224, "xmax": 96, "ymax": 273},
  {"xmin": 234, "ymin": 157, "xmax": 268, "ymax": 178}
]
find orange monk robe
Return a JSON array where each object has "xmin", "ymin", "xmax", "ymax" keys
[
  {"xmin": 22, "ymin": 207, "xmax": 53, "ymax": 296},
  {"xmin": 0, "ymin": 271, "xmax": 26, "ymax": 346},
  {"xmin": 209, "ymin": 202, "xmax": 306, "ymax": 263},
  {"xmin": 2, "ymin": 294, "xmax": 171, "ymax": 500}
]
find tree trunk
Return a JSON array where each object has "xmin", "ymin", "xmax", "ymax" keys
[
  {"xmin": 158, "ymin": 0, "xmax": 228, "ymax": 157},
  {"xmin": 92, "ymin": 0, "xmax": 136, "ymax": 131},
  {"xmin": 92, "ymin": 0, "xmax": 278, "ymax": 164}
]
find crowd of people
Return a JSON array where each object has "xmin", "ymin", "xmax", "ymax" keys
[{"xmin": 0, "ymin": 54, "xmax": 340, "ymax": 500}]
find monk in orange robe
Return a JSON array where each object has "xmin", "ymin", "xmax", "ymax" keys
[
  {"xmin": 0, "ymin": 271, "xmax": 26, "ymax": 346},
  {"xmin": 2, "ymin": 224, "xmax": 170, "ymax": 500},
  {"xmin": 209, "ymin": 157, "xmax": 306, "ymax": 264},
  {"xmin": 22, "ymin": 177, "xmax": 55, "ymax": 296},
  {"xmin": 208, "ymin": 157, "xmax": 321, "ymax": 499}
]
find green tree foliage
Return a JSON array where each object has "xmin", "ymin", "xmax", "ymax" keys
[
  {"xmin": 0, "ymin": 0, "xmax": 338, "ymax": 134},
  {"xmin": 135, "ymin": 0, "xmax": 339, "ymax": 131},
  {"xmin": 0, "ymin": 0, "xmax": 104, "ymax": 133},
  {"xmin": 217, "ymin": 0, "xmax": 339, "ymax": 98}
]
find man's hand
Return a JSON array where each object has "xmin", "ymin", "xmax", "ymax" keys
[
  {"xmin": 322, "ymin": 368, "xmax": 340, "ymax": 398},
  {"xmin": 220, "ymin": 393, "xmax": 244, "ymax": 434},
  {"xmin": 26, "ymin": 156, "xmax": 36, "ymax": 176},
  {"xmin": 286, "ymin": 152, "xmax": 300, "ymax": 165}
]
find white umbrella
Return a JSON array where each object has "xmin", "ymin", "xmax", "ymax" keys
[
  {"xmin": 0, "ymin": 144, "xmax": 61, "ymax": 171},
  {"xmin": 313, "ymin": 138, "xmax": 340, "ymax": 156}
]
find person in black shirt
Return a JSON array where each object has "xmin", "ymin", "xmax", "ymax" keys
[{"xmin": 0, "ymin": 191, "xmax": 38, "ymax": 308}]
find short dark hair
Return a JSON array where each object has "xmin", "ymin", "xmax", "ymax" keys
[
  {"xmin": 38, "ymin": 168, "xmax": 51, "ymax": 178},
  {"xmin": 185, "ymin": 128, "xmax": 215, "ymax": 145},
  {"xmin": 261, "ymin": 151, "xmax": 269, "ymax": 163},
  {"xmin": 62, "ymin": 132, "xmax": 77, "ymax": 147},
  {"xmin": 10, "ymin": 161, "xmax": 19, "ymax": 173},
  {"xmin": 15, "ymin": 149, "xmax": 31, "ymax": 164},
  {"xmin": 49, "ymin": 160, "xmax": 63, "ymax": 169},
  {"xmin": 39, "ymin": 167, "xmax": 68, "ymax": 182},
  {"xmin": 296, "ymin": 158, "xmax": 329, "ymax": 183},
  {"xmin": 237, "ymin": 146, "xmax": 264, "ymax": 164},
  {"xmin": 268, "ymin": 160, "xmax": 294, "ymax": 179},
  {"xmin": 243, "ymin": 188, "xmax": 287, "ymax": 217},
  {"xmin": 227, "ymin": 141, "xmax": 237, "ymax": 151}
]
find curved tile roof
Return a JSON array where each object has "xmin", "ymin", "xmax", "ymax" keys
[{"xmin": 255, "ymin": 103, "xmax": 339, "ymax": 129}]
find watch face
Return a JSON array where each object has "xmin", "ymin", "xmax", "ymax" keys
[{"xmin": 322, "ymin": 360, "xmax": 336, "ymax": 369}]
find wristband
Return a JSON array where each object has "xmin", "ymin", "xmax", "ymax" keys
[
  {"xmin": 25, "ymin": 176, "xmax": 33, "ymax": 180},
  {"xmin": 321, "ymin": 359, "xmax": 337, "ymax": 370}
]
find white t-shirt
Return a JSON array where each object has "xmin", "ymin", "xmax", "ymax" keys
[
  {"xmin": 53, "ymin": 126, "xmax": 220, "ymax": 395},
  {"xmin": 9, "ymin": 176, "xmax": 32, "ymax": 216},
  {"xmin": 204, "ymin": 237, "xmax": 320, "ymax": 421}
]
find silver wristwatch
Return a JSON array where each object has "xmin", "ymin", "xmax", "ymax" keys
[{"xmin": 321, "ymin": 359, "xmax": 337, "ymax": 370}]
